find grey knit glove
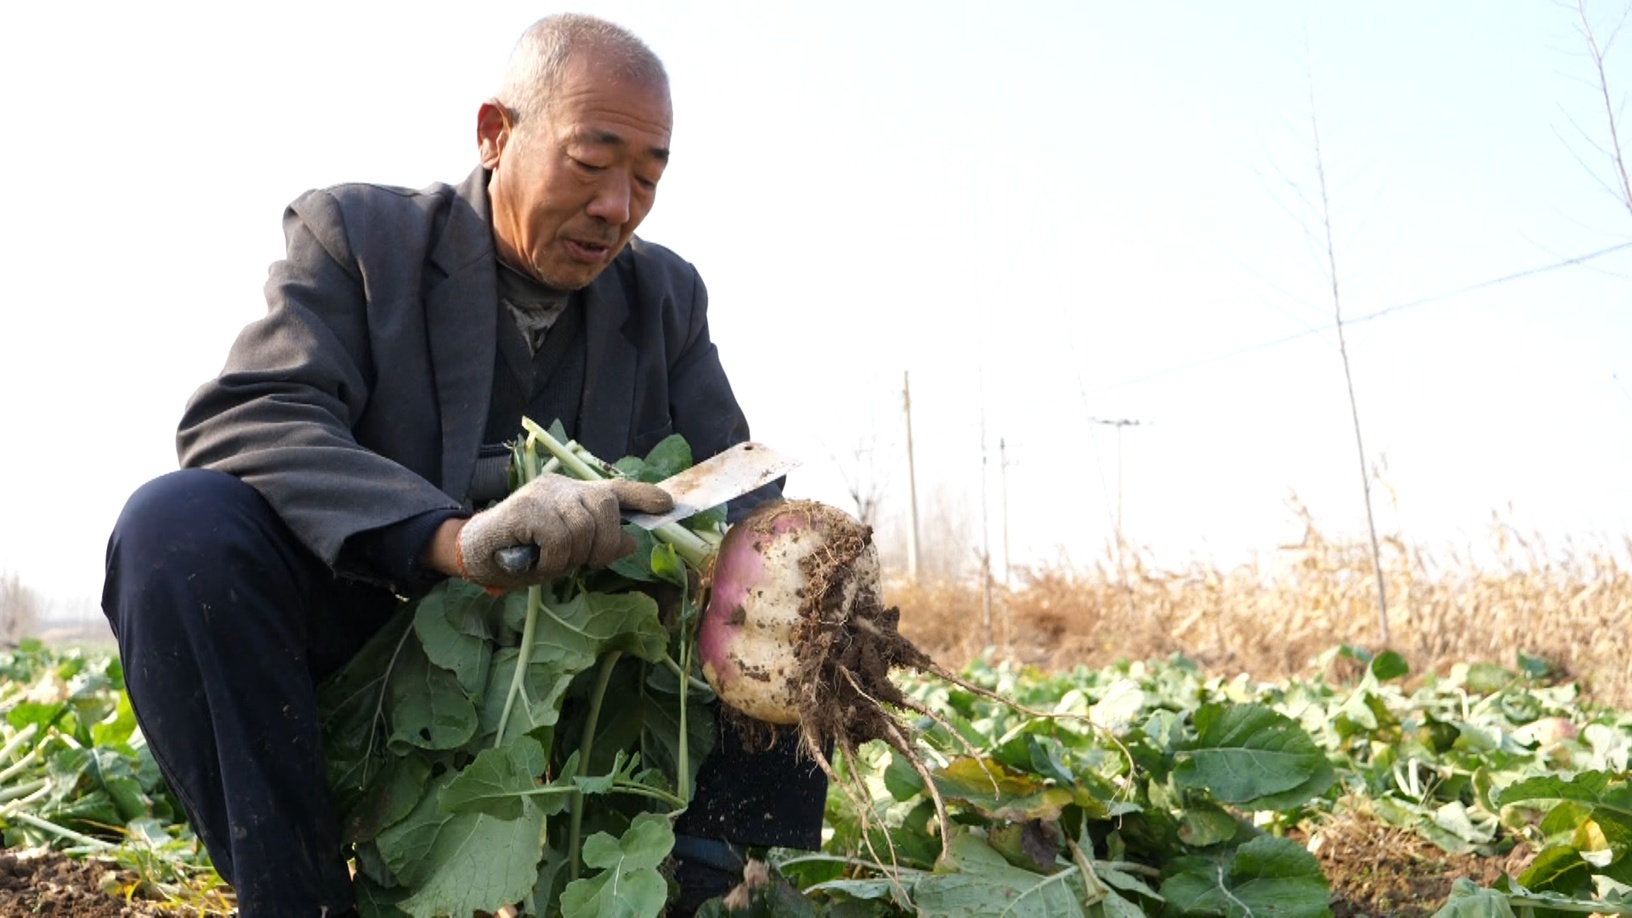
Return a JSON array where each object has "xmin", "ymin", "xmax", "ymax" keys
[{"xmin": 457, "ymin": 475, "xmax": 674, "ymax": 590}]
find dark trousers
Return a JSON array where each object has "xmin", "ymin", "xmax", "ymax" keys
[
  {"xmin": 102, "ymin": 469, "xmax": 826, "ymax": 916},
  {"xmin": 102, "ymin": 469, "xmax": 394, "ymax": 915}
]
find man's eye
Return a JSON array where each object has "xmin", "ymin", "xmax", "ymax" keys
[{"xmin": 570, "ymin": 157, "xmax": 606, "ymax": 173}]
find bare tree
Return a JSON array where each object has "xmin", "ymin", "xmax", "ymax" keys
[
  {"xmin": 1560, "ymin": 0, "xmax": 1632, "ymax": 215},
  {"xmin": 0, "ymin": 571, "xmax": 41, "ymax": 647},
  {"xmin": 829, "ymin": 428, "xmax": 892, "ymax": 530},
  {"xmin": 1295, "ymin": 75, "xmax": 1393, "ymax": 646}
]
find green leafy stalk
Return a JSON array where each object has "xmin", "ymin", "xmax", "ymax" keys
[
  {"xmin": 0, "ymin": 778, "xmax": 48, "ymax": 806},
  {"xmin": 6, "ymin": 811, "xmax": 115, "ymax": 850},
  {"xmin": 494, "ymin": 435, "xmax": 547, "ymax": 749},
  {"xmin": 0, "ymin": 746, "xmax": 40, "ymax": 784},
  {"xmin": 568, "ymin": 650, "xmax": 624, "ymax": 882},
  {"xmin": 676, "ymin": 644, "xmax": 691, "ymax": 806},
  {"xmin": 0, "ymin": 722, "xmax": 38, "ymax": 763},
  {"xmin": 494, "ymin": 586, "xmax": 545, "ymax": 750}
]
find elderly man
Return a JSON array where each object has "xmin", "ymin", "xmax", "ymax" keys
[{"xmin": 101, "ymin": 14, "xmax": 824, "ymax": 916}]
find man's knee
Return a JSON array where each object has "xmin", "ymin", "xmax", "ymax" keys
[
  {"xmin": 110, "ymin": 469, "xmax": 270, "ymax": 554},
  {"xmin": 102, "ymin": 469, "xmax": 293, "ymax": 632}
]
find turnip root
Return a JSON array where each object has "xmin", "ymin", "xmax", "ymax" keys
[{"xmin": 698, "ymin": 499, "xmax": 1025, "ymax": 861}]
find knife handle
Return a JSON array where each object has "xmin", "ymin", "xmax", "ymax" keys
[{"xmin": 495, "ymin": 545, "xmax": 539, "ymax": 575}]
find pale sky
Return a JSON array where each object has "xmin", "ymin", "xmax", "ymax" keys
[{"xmin": 2, "ymin": 1, "xmax": 1629, "ymax": 612}]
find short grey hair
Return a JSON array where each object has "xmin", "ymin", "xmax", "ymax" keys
[{"xmin": 497, "ymin": 14, "xmax": 668, "ymax": 136}]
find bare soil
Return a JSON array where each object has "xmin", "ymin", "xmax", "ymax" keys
[
  {"xmin": 1300, "ymin": 815, "xmax": 1532, "ymax": 916},
  {"xmin": 0, "ymin": 847, "xmax": 179, "ymax": 916}
]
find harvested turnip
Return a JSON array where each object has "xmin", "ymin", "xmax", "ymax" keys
[
  {"xmin": 698, "ymin": 500, "xmax": 1027, "ymax": 860},
  {"xmin": 699, "ymin": 500, "xmax": 928, "ymax": 732}
]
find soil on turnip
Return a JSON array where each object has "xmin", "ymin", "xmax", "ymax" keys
[{"xmin": 785, "ymin": 510, "xmax": 931, "ymax": 754}]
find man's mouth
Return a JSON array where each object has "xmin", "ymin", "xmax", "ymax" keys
[{"xmin": 565, "ymin": 238, "xmax": 612, "ymax": 262}]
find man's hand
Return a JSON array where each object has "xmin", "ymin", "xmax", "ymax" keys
[{"xmin": 453, "ymin": 476, "xmax": 673, "ymax": 590}]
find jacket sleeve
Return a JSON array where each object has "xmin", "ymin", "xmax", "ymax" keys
[{"xmin": 176, "ymin": 189, "xmax": 462, "ymax": 578}]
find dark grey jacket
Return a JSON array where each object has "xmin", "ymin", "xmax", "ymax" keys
[{"xmin": 178, "ymin": 168, "xmax": 757, "ymax": 571}]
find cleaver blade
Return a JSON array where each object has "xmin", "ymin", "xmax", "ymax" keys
[{"xmin": 625, "ymin": 440, "xmax": 800, "ymax": 530}]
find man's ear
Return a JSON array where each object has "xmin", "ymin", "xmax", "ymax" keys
[{"xmin": 477, "ymin": 100, "xmax": 511, "ymax": 169}]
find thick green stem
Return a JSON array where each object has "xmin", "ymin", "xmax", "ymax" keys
[
  {"xmin": 0, "ymin": 723, "xmax": 37, "ymax": 765},
  {"xmin": 494, "ymin": 586, "xmax": 543, "ymax": 749},
  {"xmin": 514, "ymin": 780, "xmax": 687, "ymax": 810},
  {"xmin": 0, "ymin": 747, "xmax": 40, "ymax": 785},
  {"xmin": 524, "ymin": 418, "xmax": 605, "ymax": 481},
  {"xmin": 0, "ymin": 779, "xmax": 47, "ymax": 806},
  {"xmin": 6, "ymin": 811, "xmax": 113, "ymax": 849},
  {"xmin": 568, "ymin": 650, "xmax": 623, "ymax": 881},
  {"xmin": 677, "ymin": 640, "xmax": 692, "ymax": 805},
  {"xmin": 656, "ymin": 525, "xmax": 716, "ymax": 571},
  {"xmin": 495, "ymin": 437, "xmax": 547, "ymax": 749},
  {"xmin": 608, "ymin": 782, "xmax": 687, "ymax": 809},
  {"xmin": 659, "ymin": 653, "xmax": 712, "ymax": 694}
]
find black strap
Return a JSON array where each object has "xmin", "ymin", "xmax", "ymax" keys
[{"xmin": 671, "ymin": 834, "xmax": 746, "ymax": 874}]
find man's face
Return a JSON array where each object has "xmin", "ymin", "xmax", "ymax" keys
[{"xmin": 481, "ymin": 55, "xmax": 672, "ymax": 290}]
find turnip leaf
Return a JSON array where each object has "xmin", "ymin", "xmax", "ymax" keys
[
  {"xmin": 1174, "ymin": 703, "xmax": 1333, "ymax": 809},
  {"xmin": 912, "ymin": 831, "xmax": 1092, "ymax": 917},
  {"xmin": 476, "ymin": 646, "xmax": 571, "ymax": 749},
  {"xmin": 378, "ymin": 771, "xmax": 545, "ymax": 918},
  {"xmin": 930, "ymin": 756, "xmax": 1077, "ymax": 823},
  {"xmin": 558, "ymin": 811, "xmax": 673, "ymax": 918},
  {"xmin": 319, "ymin": 609, "xmax": 415, "ymax": 802},
  {"xmin": 341, "ymin": 755, "xmax": 432, "ymax": 844},
  {"xmin": 385, "ymin": 638, "xmax": 478, "ymax": 752},
  {"xmin": 438, "ymin": 735, "xmax": 551, "ymax": 820},
  {"xmin": 1498, "ymin": 771, "xmax": 1632, "ymax": 822},
  {"xmin": 414, "ymin": 587, "xmax": 492, "ymax": 695},
  {"xmin": 1432, "ymin": 879, "xmax": 1518, "ymax": 917},
  {"xmin": 1160, "ymin": 835, "xmax": 1331, "ymax": 917}
]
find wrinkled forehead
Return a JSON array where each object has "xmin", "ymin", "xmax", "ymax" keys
[{"xmin": 548, "ymin": 61, "xmax": 672, "ymax": 148}]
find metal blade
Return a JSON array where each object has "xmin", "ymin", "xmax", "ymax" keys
[
  {"xmin": 625, "ymin": 441, "xmax": 801, "ymax": 530},
  {"xmin": 493, "ymin": 441, "xmax": 799, "ymax": 574}
]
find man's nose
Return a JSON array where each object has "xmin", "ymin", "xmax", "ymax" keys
[{"xmin": 586, "ymin": 174, "xmax": 632, "ymax": 225}]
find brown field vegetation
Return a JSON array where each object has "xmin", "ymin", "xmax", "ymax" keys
[{"xmin": 890, "ymin": 510, "xmax": 1632, "ymax": 710}]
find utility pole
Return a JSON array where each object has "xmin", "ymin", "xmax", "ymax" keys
[
  {"xmin": 979, "ymin": 399, "xmax": 993, "ymax": 646},
  {"xmin": 1090, "ymin": 417, "xmax": 1146, "ymax": 618},
  {"xmin": 1089, "ymin": 417, "xmax": 1145, "ymax": 557},
  {"xmin": 902, "ymin": 371, "xmax": 920, "ymax": 583},
  {"xmin": 999, "ymin": 437, "xmax": 1011, "ymax": 587}
]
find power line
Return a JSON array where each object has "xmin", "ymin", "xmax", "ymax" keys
[{"xmin": 1087, "ymin": 239, "xmax": 1632, "ymax": 395}]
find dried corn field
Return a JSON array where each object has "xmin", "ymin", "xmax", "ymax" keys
[{"xmin": 891, "ymin": 513, "xmax": 1632, "ymax": 710}]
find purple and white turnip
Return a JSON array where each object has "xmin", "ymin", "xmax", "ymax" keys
[{"xmin": 696, "ymin": 499, "xmax": 1025, "ymax": 859}]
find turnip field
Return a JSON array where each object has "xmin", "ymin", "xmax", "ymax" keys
[
  {"xmin": 0, "ymin": 428, "xmax": 1628, "ymax": 916},
  {"xmin": 2, "ymin": 635, "xmax": 1630, "ymax": 916}
]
